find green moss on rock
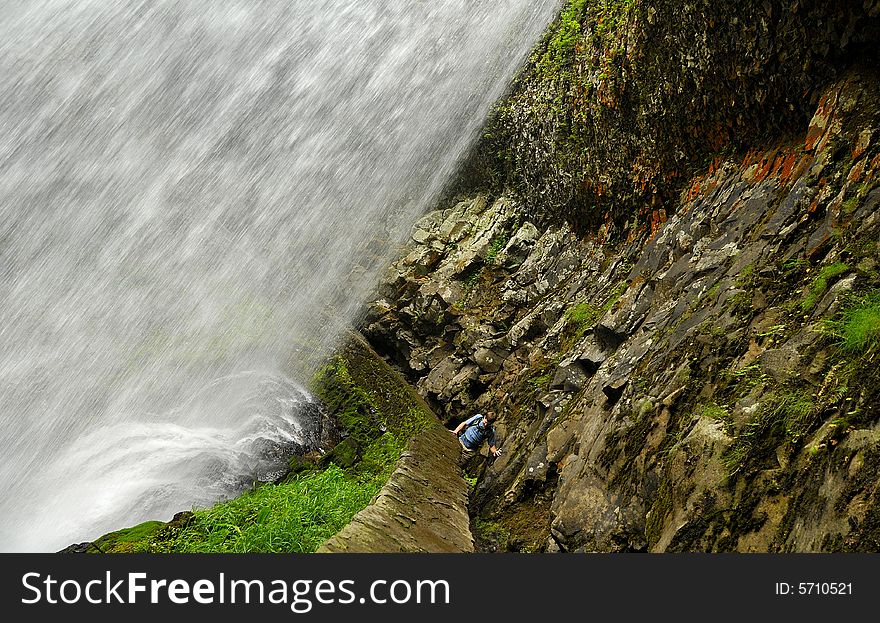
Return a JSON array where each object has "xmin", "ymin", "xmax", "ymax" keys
[
  {"xmin": 801, "ymin": 262, "xmax": 850, "ymax": 312},
  {"xmin": 468, "ymin": 0, "xmax": 879, "ymax": 232},
  {"xmin": 91, "ymin": 521, "xmax": 164, "ymax": 554},
  {"xmin": 313, "ymin": 333, "xmax": 432, "ymax": 443}
]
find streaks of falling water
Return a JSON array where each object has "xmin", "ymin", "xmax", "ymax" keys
[{"xmin": 0, "ymin": 0, "xmax": 559, "ymax": 551}]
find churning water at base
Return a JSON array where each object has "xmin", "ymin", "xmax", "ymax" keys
[{"xmin": 0, "ymin": 0, "xmax": 557, "ymax": 551}]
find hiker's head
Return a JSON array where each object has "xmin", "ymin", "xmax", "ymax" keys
[{"xmin": 485, "ymin": 411, "xmax": 497, "ymax": 424}]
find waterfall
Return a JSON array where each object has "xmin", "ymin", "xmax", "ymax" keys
[{"xmin": 0, "ymin": 0, "xmax": 558, "ymax": 551}]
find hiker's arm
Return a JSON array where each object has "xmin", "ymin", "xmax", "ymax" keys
[
  {"xmin": 490, "ymin": 444, "xmax": 501, "ymax": 457},
  {"xmin": 452, "ymin": 421, "xmax": 466, "ymax": 435}
]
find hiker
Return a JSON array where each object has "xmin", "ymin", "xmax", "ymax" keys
[{"xmin": 452, "ymin": 411, "xmax": 501, "ymax": 458}]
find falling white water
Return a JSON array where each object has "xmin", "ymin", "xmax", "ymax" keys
[{"xmin": 0, "ymin": 0, "xmax": 558, "ymax": 551}]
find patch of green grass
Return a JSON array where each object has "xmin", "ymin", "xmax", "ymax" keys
[
  {"xmin": 705, "ymin": 282, "xmax": 723, "ymax": 300},
  {"xmin": 801, "ymin": 262, "xmax": 850, "ymax": 312},
  {"xmin": 728, "ymin": 290, "xmax": 754, "ymax": 318},
  {"xmin": 823, "ymin": 290, "xmax": 880, "ymax": 355},
  {"xmin": 547, "ymin": 0, "xmax": 588, "ymax": 60},
  {"xmin": 92, "ymin": 521, "xmax": 164, "ymax": 553},
  {"xmin": 591, "ymin": 0, "xmax": 635, "ymax": 41},
  {"xmin": 356, "ymin": 429, "xmax": 406, "ymax": 477},
  {"xmin": 723, "ymin": 362, "xmax": 770, "ymax": 388},
  {"xmin": 735, "ymin": 264, "xmax": 759, "ymax": 290},
  {"xmin": 809, "ymin": 291, "xmax": 880, "ymax": 435},
  {"xmin": 168, "ymin": 447, "xmax": 400, "ymax": 553},
  {"xmin": 565, "ymin": 301, "xmax": 602, "ymax": 328},
  {"xmin": 474, "ymin": 518, "xmax": 512, "ymax": 550},
  {"xmin": 842, "ymin": 196, "xmax": 860, "ymax": 215},
  {"xmin": 756, "ymin": 324, "xmax": 786, "ymax": 339},
  {"xmin": 528, "ymin": 371, "xmax": 555, "ymax": 391},
  {"xmin": 311, "ymin": 359, "xmax": 382, "ymax": 449},
  {"xmin": 780, "ymin": 257, "xmax": 808, "ymax": 275},
  {"xmin": 721, "ymin": 444, "xmax": 750, "ymax": 478},
  {"xmin": 699, "ymin": 403, "xmax": 732, "ymax": 429},
  {"xmin": 312, "ymin": 347, "xmax": 431, "ymax": 445},
  {"xmin": 525, "ymin": 351, "xmax": 565, "ymax": 393},
  {"xmin": 533, "ymin": 0, "xmax": 633, "ymax": 82},
  {"xmin": 452, "ymin": 266, "xmax": 484, "ymax": 312},
  {"xmin": 527, "ymin": 0, "xmax": 585, "ymax": 116},
  {"xmin": 485, "ymin": 236, "xmax": 507, "ymax": 265},
  {"xmin": 726, "ymin": 264, "xmax": 761, "ymax": 317},
  {"xmin": 562, "ymin": 302, "xmax": 599, "ymax": 350},
  {"xmin": 779, "ymin": 394, "xmax": 821, "ymax": 442}
]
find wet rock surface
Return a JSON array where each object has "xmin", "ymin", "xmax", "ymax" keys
[
  {"xmin": 462, "ymin": 0, "xmax": 880, "ymax": 232},
  {"xmin": 362, "ymin": 68, "xmax": 880, "ymax": 552}
]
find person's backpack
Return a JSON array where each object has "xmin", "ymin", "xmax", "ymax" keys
[
  {"xmin": 457, "ymin": 414, "xmax": 482, "ymax": 442},
  {"xmin": 465, "ymin": 414, "xmax": 493, "ymax": 440},
  {"xmin": 465, "ymin": 414, "xmax": 484, "ymax": 432}
]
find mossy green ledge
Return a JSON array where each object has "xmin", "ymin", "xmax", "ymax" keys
[
  {"xmin": 317, "ymin": 334, "xmax": 474, "ymax": 553},
  {"xmin": 318, "ymin": 421, "xmax": 474, "ymax": 553}
]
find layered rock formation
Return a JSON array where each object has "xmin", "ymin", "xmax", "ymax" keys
[{"xmin": 362, "ymin": 65, "xmax": 880, "ymax": 551}]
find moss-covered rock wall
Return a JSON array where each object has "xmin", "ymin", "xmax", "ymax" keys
[{"xmin": 458, "ymin": 0, "xmax": 879, "ymax": 233}]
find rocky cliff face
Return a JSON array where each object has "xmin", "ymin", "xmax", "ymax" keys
[
  {"xmin": 361, "ymin": 64, "xmax": 880, "ymax": 551},
  {"xmin": 456, "ymin": 0, "xmax": 880, "ymax": 232}
]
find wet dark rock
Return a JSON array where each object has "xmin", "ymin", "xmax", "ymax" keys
[
  {"xmin": 576, "ymin": 341, "xmax": 607, "ymax": 375},
  {"xmin": 594, "ymin": 323, "xmax": 627, "ymax": 352},
  {"xmin": 318, "ymin": 437, "xmax": 361, "ymax": 469},
  {"xmin": 602, "ymin": 377, "xmax": 629, "ymax": 405},
  {"xmin": 550, "ymin": 360, "xmax": 589, "ymax": 393},
  {"xmin": 421, "ymin": 355, "xmax": 465, "ymax": 396},
  {"xmin": 523, "ymin": 441, "xmax": 550, "ymax": 484},
  {"xmin": 498, "ymin": 222, "xmax": 540, "ymax": 269},
  {"xmin": 360, "ymin": 56, "xmax": 880, "ymax": 552},
  {"xmin": 473, "ymin": 347, "xmax": 506, "ymax": 374}
]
